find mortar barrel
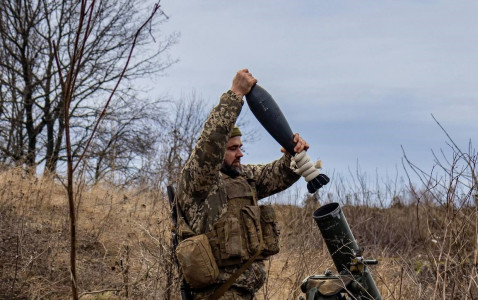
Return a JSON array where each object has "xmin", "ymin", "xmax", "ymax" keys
[{"xmin": 313, "ymin": 202, "xmax": 382, "ymax": 300}]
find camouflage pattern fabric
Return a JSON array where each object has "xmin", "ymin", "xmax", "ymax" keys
[
  {"xmin": 176, "ymin": 90, "xmax": 300, "ymax": 294},
  {"xmin": 193, "ymin": 286, "xmax": 253, "ymax": 300}
]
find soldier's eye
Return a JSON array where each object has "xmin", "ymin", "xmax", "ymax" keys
[{"xmin": 227, "ymin": 145, "xmax": 243, "ymax": 152}]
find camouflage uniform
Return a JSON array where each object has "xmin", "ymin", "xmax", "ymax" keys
[{"xmin": 176, "ymin": 90, "xmax": 300, "ymax": 299}]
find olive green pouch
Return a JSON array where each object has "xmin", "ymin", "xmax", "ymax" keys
[
  {"xmin": 215, "ymin": 216, "xmax": 242, "ymax": 260},
  {"xmin": 241, "ymin": 205, "xmax": 263, "ymax": 255},
  {"xmin": 176, "ymin": 234, "xmax": 219, "ymax": 289},
  {"xmin": 260, "ymin": 205, "xmax": 280, "ymax": 256}
]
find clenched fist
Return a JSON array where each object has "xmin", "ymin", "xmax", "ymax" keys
[{"xmin": 230, "ymin": 69, "xmax": 257, "ymax": 99}]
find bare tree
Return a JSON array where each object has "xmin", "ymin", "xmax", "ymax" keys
[
  {"xmin": 153, "ymin": 92, "xmax": 209, "ymax": 187},
  {"xmin": 0, "ymin": 0, "xmax": 177, "ymax": 173},
  {"xmin": 50, "ymin": 0, "xmax": 167, "ymax": 298},
  {"xmin": 85, "ymin": 96, "xmax": 167, "ymax": 185}
]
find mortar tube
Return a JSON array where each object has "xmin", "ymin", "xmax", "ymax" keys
[{"xmin": 313, "ymin": 202, "xmax": 382, "ymax": 300}]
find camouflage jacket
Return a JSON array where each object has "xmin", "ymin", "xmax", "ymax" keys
[{"xmin": 176, "ymin": 90, "xmax": 300, "ymax": 292}]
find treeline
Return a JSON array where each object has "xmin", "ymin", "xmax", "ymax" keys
[{"xmin": 0, "ymin": 0, "xmax": 203, "ymax": 187}]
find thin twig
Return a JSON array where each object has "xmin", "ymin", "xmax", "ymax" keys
[{"xmin": 74, "ymin": 2, "xmax": 162, "ymax": 172}]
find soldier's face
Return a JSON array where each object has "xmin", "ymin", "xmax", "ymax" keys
[{"xmin": 224, "ymin": 136, "xmax": 244, "ymax": 167}]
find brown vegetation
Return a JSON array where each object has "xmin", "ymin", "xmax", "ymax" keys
[
  {"xmin": 0, "ymin": 169, "xmax": 175, "ymax": 299},
  {"xmin": 1, "ymin": 160, "xmax": 477, "ymax": 299}
]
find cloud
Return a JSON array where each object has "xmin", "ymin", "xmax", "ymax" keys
[{"xmin": 157, "ymin": 0, "xmax": 478, "ymax": 181}]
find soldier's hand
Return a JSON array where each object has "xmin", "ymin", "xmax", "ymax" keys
[
  {"xmin": 231, "ymin": 69, "xmax": 257, "ymax": 99},
  {"xmin": 281, "ymin": 133, "xmax": 309, "ymax": 154}
]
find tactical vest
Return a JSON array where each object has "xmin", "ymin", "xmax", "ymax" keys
[
  {"xmin": 206, "ymin": 173, "xmax": 280, "ymax": 267},
  {"xmin": 175, "ymin": 172, "xmax": 281, "ymax": 289}
]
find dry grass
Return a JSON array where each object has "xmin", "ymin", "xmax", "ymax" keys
[
  {"xmin": 1, "ymin": 167, "xmax": 477, "ymax": 299},
  {"xmin": 0, "ymin": 169, "xmax": 177, "ymax": 299}
]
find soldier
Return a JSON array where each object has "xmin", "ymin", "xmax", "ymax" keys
[{"xmin": 175, "ymin": 69, "xmax": 310, "ymax": 299}]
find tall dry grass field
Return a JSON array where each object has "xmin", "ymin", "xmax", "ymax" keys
[
  {"xmin": 0, "ymin": 169, "xmax": 176, "ymax": 299},
  {"xmin": 1, "ymin": 161, "xmax": 477, "ymax": 299}
]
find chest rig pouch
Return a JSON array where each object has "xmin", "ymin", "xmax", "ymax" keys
[{"xmin": 207, "ymin": 175, "xmax": 281, "ymax": 267}]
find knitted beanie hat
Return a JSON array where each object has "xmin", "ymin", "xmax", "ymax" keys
[{"xmin": 230, "ymin": 126, "xmax": 242, "ymax": 138}]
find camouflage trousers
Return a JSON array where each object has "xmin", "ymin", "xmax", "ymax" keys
[{"xmin": 193, "ymin": 286, "xmax": 253, "ymax": 300}]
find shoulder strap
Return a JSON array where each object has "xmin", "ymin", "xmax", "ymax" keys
[{"xmin": 169, "ymin": 185, "xmax": 195, "ymax": 239}]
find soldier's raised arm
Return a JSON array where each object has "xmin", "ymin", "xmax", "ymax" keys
[{"xmin": 178, "ymin": 69, "xmax": 257, "ymax": 199}]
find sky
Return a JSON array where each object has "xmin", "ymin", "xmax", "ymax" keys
[{"xmin": 149, "ymin": 0, "xmax": 478, "ymax": 195}]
